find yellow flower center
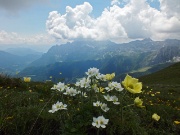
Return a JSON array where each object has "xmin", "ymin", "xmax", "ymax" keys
[
  {"xmin": 100, "ymin": 120, "xmax": 103, "ymax": 125},
  {"xmin": 128, "ymin": 84, "xmax": 134, "ymax": 89}
]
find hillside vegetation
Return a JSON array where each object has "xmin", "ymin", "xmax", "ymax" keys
[
  {"xmin": 0, "ymin": 64, "xmax": 180, "ymax": 135},
  {"xmin": 139, "ymin": 62, "xmax": 180, "ymax": 84}
]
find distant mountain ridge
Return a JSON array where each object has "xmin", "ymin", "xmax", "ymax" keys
[
  {"xmin": 0, "ymin": 48, "xmax": 42, "ymax": 75},
  {"xmin": 18, "ymin": 39, "xmax": 180, "ymax": 82},
  {"xmin": 30, "ymin": 39, "xmax": 180, "ymax": 67},
  {"xmin": 151, "ymin": 43, "xmax": 180, "ymax": 65},
  {"xmin": 5, "ymin": 47, "xmax": 43, "ymax": 56}
]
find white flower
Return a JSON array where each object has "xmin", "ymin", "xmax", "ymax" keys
[
  {"xmin": 111, "ymin": 96, "xmax": 120, "ymax": 105},
  {"xmin": 92, "ymin": 84, "xmax": 99, "ymax": 92},
  {"xmin": 92, "ymin": 116, "xmax": 109, "ymax": 128},
  {"xmin": 48, "ymin": 101, "xmax": 67, "ymax": 113},
  {"xmin": 75, "ymin": 81, "xmax": 81, "ymax": 87},
  {"xmin": 81, "ymin": 92, "xmax": 88, "ymax": 97},
  {"xmin": 96, "ymin": 73, "xmax": 106, "ymax": 81},
  {"xmin": 76, "ymin": 77, "xmax": 90, "ymax": 88},
  {"xmin": 86, "ymin": 67, "xmax": 99, "ymax": 77},
  {"xmin": 81, "ymin": 78, "xmax": 91, "ymax": 88},
  {"xmin": 104, "ymin": 94, "xmax": 112, "ymax": 101},
  {"xmin": 93, "ymin": 101, "xmax": 102, "ymax": 107},
  {"xmin": 101, "ymin": 103, "xmax": 110, "ymax": 112},
  {"xmin": 112, "ymin": 82, "xmax": 123, "ymax": 92},
  {"xmin": 105, "ymin": 81, "xmax": 123, "ymax": 92},
  {"xmin": 92, "ymin": 117, "xmax": 100, "ymax": 128},
  {"xmin": 51, "ymin": 82, "xmax": 66, "ymax": 92},
  {"xmin": 63, "ymin": 87, "xmax": 78, "ymax": 96},
  {"xmin": 51, "ymin": 84, "xmax": 57, "ymax": 90},
  {"xmin": 105, "ymin": 82, "xmax": 114, "ymax": 92}
]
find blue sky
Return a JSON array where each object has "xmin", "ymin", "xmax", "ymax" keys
[
  {"xmin": 0, "ymin": 0, "xmax": 179, "ymax": 52},
  {"xmin": 0, "ymin": 0, "xmax": 111, "ymax": 34}
]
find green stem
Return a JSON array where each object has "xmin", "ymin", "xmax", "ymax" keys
[
  {"xmin": 123, "ymin": 104, "xmax": 134, "ymax": 108},
  {"xmin": 61, "ymin": 92, "xmax": 64, "ymax": 103},
  {"xmin": 147, "ymin": 121, "xmax": 154, "ymax": 128},
  {"xmin": 121, "ymin": 90, "xmax": 127, "ymax": 124},
  {"xmin": 26, "ymin": 83, "xmax": 29, "ymax": 89},
  {"xmin": 97, "ymin": 128, "xmax": 100, "ymax": 135},
  {"xmin": 28, "ymin": 95, "xmax": 54, "ymax": 135}
]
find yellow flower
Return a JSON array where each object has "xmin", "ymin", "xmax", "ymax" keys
[
  {"xmin": 174, "ymin": 121, "xmax": 180, "ymax": 124},
  {"xmin": 24, "ymin": 77, "xmax": 31, "ymax": 83},
  {"xmin": 151, "ymin": 94, "xmax": 155, "ymax": 96},
  {"xmin": 39, "ymin": 99, "xmax": 43, "ymax": 102},
  {"xmin": 134, "ymin": 97, "xmax": 145, "ymax": 108},
  {"xmin": 105, "ymin": 73, "xmax": 115, "ymax": 81},
  {"xmin": 99, "ymin": 87, "xmax": 105, "ymax": 93},
  {"xmin": 122, "ymin": 74, "xmax": 142, "ymax": 94},
  {"xmin": 152, "ymin": 113, "xmax": 160, "ymax": 121}
]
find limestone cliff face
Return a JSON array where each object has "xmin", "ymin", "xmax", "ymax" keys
[{"xmin": 152, "ymin": 44, "xmax": 180, "ymax": 65}]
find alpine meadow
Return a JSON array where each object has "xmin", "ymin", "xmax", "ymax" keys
[{"xmin": 0, "ymin": 0, "xmax": 180, "ymax": 135}]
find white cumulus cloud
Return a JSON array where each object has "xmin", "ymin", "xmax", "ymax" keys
[
  {"xmin": 111, "ymin": 0, "xmax": 120, "ymax": 5},
  {"xmin": 46, "ymin": 0, "xmax": 180, "ymax": 44}
]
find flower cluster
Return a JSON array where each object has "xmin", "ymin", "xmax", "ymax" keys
[
  {"xmin": 105, "ymin": 81, "xmax": 124, "ymax": 92},
  {"xmin": 51, "ymin": 82, "xmax": 66, "ymax": 91},
  {"xmin": 51, "ymin": 82, "xmax": 80, "ymax": 97},
  {"xmin": 93, "ymin": 101, "xmax": 110, "ymax": 112},
  {"xmin": 75, "ymin": 77, "xmax": 91, "ymax": 88},
  {"xmin": 86, "ymin": 67, "xmax": 100, "ymax": 78},
  {"xmin": 104, "ymin": 94, "xmax": 120, "ymax": 104},
  {"xmin": 49, "ymin": 67, "xmax": 148, "ymax": 132},
  {"xmin": 85, "ymin": 67, "xmax": 110, "ymax": 81},
  {"xmin": 63, "ymin": 87, "xmax": 78, "ymax": 96}
]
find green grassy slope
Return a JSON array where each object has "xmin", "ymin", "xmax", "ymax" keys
[
  {"xmin": 1, "ymin": 63, "xmax": 180, "ymax": 135},
  {"xmin": 139, "ymin": 62, "xmax": 180, "ymax": 84}
]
